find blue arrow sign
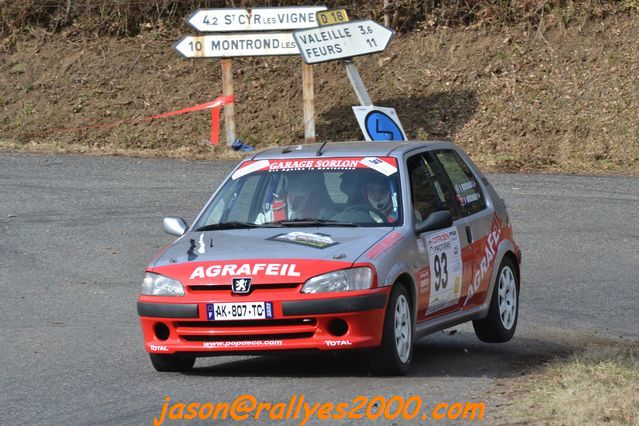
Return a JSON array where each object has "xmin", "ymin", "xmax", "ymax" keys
[{"xmin": 364, "ymin": 111, "xmax": 406, "ymax": 141}]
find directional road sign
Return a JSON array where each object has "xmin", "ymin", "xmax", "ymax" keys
[
  {"xmin": 353, "ymin": 106, "xmax": 407, "ymax": 141},
  {"xmin": 174, "ymin": 33, "xmax": 299, "ymax": 58},
  {"xmin": 187, "ymin": 6, "xmax": 327, "ymax": 32},
  {"xmin": 293, "ymin": 19, "xmax": 395, "ymax": 64}
]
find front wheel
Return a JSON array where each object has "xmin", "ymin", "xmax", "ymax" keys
[
  {"xmin": 369, "ymin": 284, "xmax": 414, "ymax": 376},
  {"xmin": 473, "ymin": 257, "xmax": 519, "ymax": 343},
  {"xmin": 149, "ymin": 353, "xmax": 195, "ymax": 372}
]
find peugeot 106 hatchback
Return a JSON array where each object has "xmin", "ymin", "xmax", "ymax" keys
[{"xmin": 137, "ymin": 141, "xmax": 521, "ymax": 375}]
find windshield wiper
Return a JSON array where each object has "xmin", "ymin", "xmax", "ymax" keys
[
  {"xmin": 264, "ymin": 218, "xmax": 359, "ymax": 227},
  {"xmin": 194, "ymin": 221, "xmax": 264, "ymax": 231}
]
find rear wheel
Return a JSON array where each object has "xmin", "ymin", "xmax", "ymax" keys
[
  {"xmin": 473, "ymin": 257, "xmax": 519, "ymax": 343},
  {"xmin": 149, "ymin": 353, "xmax": 195, "ymax": 372},
  {"xmin": 369, "ymin": 284, "xmax": 413, "ymax": 375}
]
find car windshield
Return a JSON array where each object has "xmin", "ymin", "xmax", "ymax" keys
[{"xmin": 193, "ymin": 156, "xmax": 403, "ymax": 229}]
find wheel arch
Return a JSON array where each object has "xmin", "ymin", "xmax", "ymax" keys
[
  {"xmin": 502, "ymin": 251, "xmax": 520, "ymax": 285},
  {"xmin": 392, "ymin": 272, "xmax": 417, "ymax": 320},
  {"xmin": 477, "ymin": 239, "xmax": 519, "ymax": 318}
]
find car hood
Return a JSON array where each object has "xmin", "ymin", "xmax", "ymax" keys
[{"xmin": 149, "ymin": 227, "xmax": 392, "ymax": 284}]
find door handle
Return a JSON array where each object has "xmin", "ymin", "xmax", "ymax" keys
[{"xmin": 465, "ymin": 225, "xmax": 473, "ymax": 244}]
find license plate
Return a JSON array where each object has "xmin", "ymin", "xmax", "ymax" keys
[{"xmin": 206, "ymin": 302, "xmax": 273, "ymax": 321}]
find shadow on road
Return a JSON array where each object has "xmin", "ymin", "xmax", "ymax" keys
[
  {"xmin": 316, "ymin": 90, "xmax": 478, "ymax": 141},
  {"xmin": 187, "ymin": 332, "xmax": 576, "ymax": 378}
]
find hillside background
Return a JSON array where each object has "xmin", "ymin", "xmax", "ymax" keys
[{"xmin": 0, "ymin": 0, "xmax": 637, "ymax": 173}]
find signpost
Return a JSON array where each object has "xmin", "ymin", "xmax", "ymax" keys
[
  {"xmin": 299, "ymin": 15, "xmax": 403, "ymax": 141},
  {"xmin": 176, "ymin": 6, "xmax": 326, "ymax": 145},
  {"xmin": 293, "ymin": 20, "xmax": 395, "ymax": 64},
  {"xmin": 175, "ymin": 5, "xmax": 401, "ymax": 146},
  {"xmin": 187, "ymin": 7, "xmax": 326, "ymax": 32},
  {"xmin": 302, "ymin": 63, "xmax": 315, "ymax": 144},
  {"xmin": 221, "ymin": 59, "xmax": 235, "ymax": 148}
]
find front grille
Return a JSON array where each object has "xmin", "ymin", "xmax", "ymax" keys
[
  {"xmin": 174, "ymin": 318, "xmax": 317, "ymax": 342},
  {"xmin": 182, "ymin": 333, "xmax": 313, "ymax": 342}
]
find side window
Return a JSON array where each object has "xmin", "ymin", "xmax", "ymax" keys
[
  {"xmin": 434, "ymin": 150, "xmax": 486, "ymax": 216},
  {"xmin": 407, "ymin": 154, "xmax": 447, "ymax": 222},
  {"xmin": 419, "ymin": 153, "xmax": 463, "ymax": 220}
]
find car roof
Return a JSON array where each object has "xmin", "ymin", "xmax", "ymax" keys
[{"xmin": 248, "ymin": 141, "xmax": 456, "ymax": 160}]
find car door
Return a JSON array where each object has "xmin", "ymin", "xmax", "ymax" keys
[
  {"xmin": 430, "ymin": 149, "xmax": 496, "ymax": 308},
  {"xmin": 407, "ymin": 152, "xmax": 474, "ymax": 322}
]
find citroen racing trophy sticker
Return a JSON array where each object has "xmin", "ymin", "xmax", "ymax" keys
[{"xmin": 426, "ymin": 227, "xmax": 463, "ymax": 314}]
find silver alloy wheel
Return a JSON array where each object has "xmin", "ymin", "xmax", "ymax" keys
[
  {"xmin": 394, "ymin": 294, "xmax": 411, "ymax": 363},
  {"xmin": 498, "ymin": 266, "xmax": 517, "ymax": 330}
]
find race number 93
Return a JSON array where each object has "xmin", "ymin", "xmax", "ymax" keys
[{"xmin": 433, "ymin": 252, "xmax": 448, "ymax": 291}]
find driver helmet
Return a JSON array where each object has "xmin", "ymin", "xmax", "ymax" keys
[{"xmin": 365, "ymin": 173, "xmax": 392, "ymax": 213}]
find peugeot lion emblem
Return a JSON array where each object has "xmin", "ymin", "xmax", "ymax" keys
[{"xmin": 232, "ymin": 277, "xmax": 251, "ymax": 294}]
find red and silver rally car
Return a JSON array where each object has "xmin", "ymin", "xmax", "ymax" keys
[{"xmin": 138, "ymin": 142, "xmax": 521, "ymax": 375}]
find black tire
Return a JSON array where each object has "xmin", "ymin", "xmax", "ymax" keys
[
  {"xmin": 149, "ymin": 353, "xmax": 195, "ymax": 372},
  {"xmin": 473, "ymin": 256, "xmax": 519, "ymax": 343},
  {"xmin": 369, "ymin": 284, "xmax": 414, "ymax": 376}
]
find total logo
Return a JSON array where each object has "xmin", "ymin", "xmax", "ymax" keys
[
  {"xmin": 324, "ymin": 340, "xmax": 352, "ymax": 347},
  {"xmin": 150, "ymin": 344, "xmax": 169, "ymax": 352}
]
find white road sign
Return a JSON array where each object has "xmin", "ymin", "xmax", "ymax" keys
[
  {"xmin": 353, "ymin": 106, "xmax": 407, "ymax": 141},
  {"xmin": 188, "ymin": 6, "xmax": 327, "ymax": 32},
  {"xmin": 293, "ymin": 19, "xmax": 395, "ymax": 64},
  {"xmin": 174, "ymin": 33, "xmax": 299, "ymax": 58}
]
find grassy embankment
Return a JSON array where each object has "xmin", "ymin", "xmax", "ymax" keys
[
  {"xmin": 0, "ymin": 1, "xmax": 637, "ymax": 174},
  {"xmin": 494, "ymin": 342, "xmax": 639, "ymax": 425}
]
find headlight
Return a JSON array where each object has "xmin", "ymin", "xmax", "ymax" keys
[
  {"xmin": 301, "ymin": 267, "xmax": 373, "ymax": 294},
  {"xmin": 141, "ymin": 272, "xmax": 184, "ymax": 296}
]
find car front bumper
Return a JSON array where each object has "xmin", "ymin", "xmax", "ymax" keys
[{"xmin": 137, "ymin": 288, "xmax": 389, "ymax": 355}]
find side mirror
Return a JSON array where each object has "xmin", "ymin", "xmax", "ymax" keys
[
  {"xmin": 163, "ymin": 217, "xmax": 188, "ymax": 236},
  {"xmin": 415, "ymin": 210, "xmax": 453, "ymax": 235}
]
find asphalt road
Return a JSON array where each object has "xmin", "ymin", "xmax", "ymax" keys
[{"xmin": 1, "ymin": 153, "xmax": 637, "ymax": 425}]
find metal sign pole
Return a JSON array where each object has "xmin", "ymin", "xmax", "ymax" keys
[
  {"xmin": 302, "ymin": 61, "xmax": 316, "ymax": 144},
  {"xmin": 221, "ymin": 59, "xmax": 236, "ymax": 146},
  {"xmin": 383, "ymin": 0, "xmax": 391, "ymax": 27},
  {"xmin": 342, "ymin": 59, "xmax": 372, "ymax": 106}
]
